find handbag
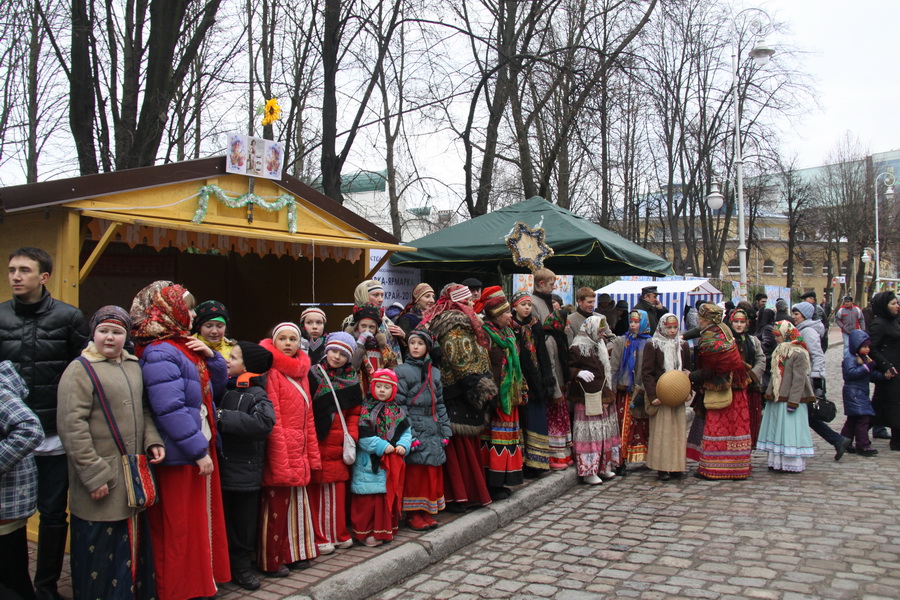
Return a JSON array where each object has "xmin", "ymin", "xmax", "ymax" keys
[
  {"xmin": 809, "ymin": 388, "xmax": 837, "ymax": 423},
  {"xmin": 76, "ymin": 358, "xmax": 158, "ymax": 508},
  {"xmin": 703, "ymin": 387, "xmax": 733, "ymax": 410},
  {"xmin": 315, "ymin": 366, "xmax": 357, "ymax": 465}
]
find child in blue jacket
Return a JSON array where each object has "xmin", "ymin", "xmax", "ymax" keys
[
  {"xmin": 842, "ymin": 330, "xmax": 889, "ymax": 456},
  {"xmin": 349, "ymin": 369, "xmax": 412, "ymax": 547}
]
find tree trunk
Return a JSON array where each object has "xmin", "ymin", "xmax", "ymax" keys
[{"xmin": 70, "ymin": 0, "xmax": 99, "ymax": 174}]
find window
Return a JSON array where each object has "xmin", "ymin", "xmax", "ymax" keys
[
  {"xmin": 728, "ymin": 259, "xmax": 740, "ymax": 275},
  {"xmin": 840, "ymin": 261, "xmax": 849, "ymax": 276},
  {"xmin": 822, "ymin": 263, "xmax": 830, "ymax": 277},
  {"xmin": 763, "ymin": 259, "xmax": 775, "ymax": 275},
  {"xmin": 782, "ymin": 260, "xmax": 789, "ymax": 276},
  {"xmin": 803, "ymin": 260, "xmax": 814, "ymax": 276}
]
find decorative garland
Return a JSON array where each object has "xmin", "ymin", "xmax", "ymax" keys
[
  {"xmin": 505, "ymin": 221, "xmax": 554, "ymax": 272},
  {"xmin": 193, "ymin": 184, "xmax": 298, "ymax": 233}
]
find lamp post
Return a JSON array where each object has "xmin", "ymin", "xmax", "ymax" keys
[
  {"xmin": 872, "ymin": 171, "xmax": 896, "ymax": 290},
  {"xmin": 706, "ymin": 8, "xmax": 775, "ymax": 302}
]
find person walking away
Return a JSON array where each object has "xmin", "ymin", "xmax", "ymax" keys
[
  {"xmin": 842, "ymin": 330, "xmax": 890, "ymax": 456},
  {"xmin": 793, "ymin": 302, "xmax": 852, "ymax": 460},
  {"xmin": 216, "ymin": 341, "xmax": 276, "ymax": 590},
  {"xmin": 568, "ymin": 316, "xmax": 619, "ymax": 484},
  {"xmin": 757, "ymin": 321, "xmax": 816, "ymax": 472},
  {"xmin": 642, "ymin": 314, "xmax": 691, "ymax": 481},
  {"xmin": 0, "ymin": 247, "xmax": 89, "ymax": 600},
  {"xmin": 0, "ymin": 360, "xmax": 45, "ymax": 600},
  {"xmin": 58, "ymin": 306, "xmax": 165, "ymax": 600}
]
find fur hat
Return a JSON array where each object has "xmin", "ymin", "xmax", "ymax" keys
[
  {"xmin": 325, "ymin": 331, "xmax": 356, "ymax": 362},
  {"xmin": 192, "ymin": 300, "xmax": 229, "ymax": 333},
  {"xmin": 370, "ymin": 368, "xmax": 398, "ymax": 402},
  {"xmin": 90, "ymin": 305, "xmax": 131, "ymax": 335}
]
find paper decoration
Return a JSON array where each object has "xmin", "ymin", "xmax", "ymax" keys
[
  {"xmin": 224, "ymin": 133, "xmax": 284, "ymax": 180},
  {"xmin": 506, "ymin": 221, "xmax": 554, "ymax": 272}
]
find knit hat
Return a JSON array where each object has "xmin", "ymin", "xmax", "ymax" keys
[
  {"xmin": 449, "ymin": 284, "xmax": 472, "ymax": 303},
  {"xmin": 300, "ymin": 307, "xmax": 327, "ymax": 325},
  {"xmin": 236, "ymin": 341, "xmax": 274, "ymax": 374},
  {"xmin": 615, "ymin": 299, "xmax": 629, "ymax": 310},
  {"xmin": 90, "ymin": 305, "xmax": 131, "ymax": 334},
  {"xmin": 792, "ymin": 302, "xmax": 814, "ymax": 320},
  {"xmin": 325, "ymin": 331, "xmax": 356, "ymax": 362},
  {"xmin": 412, "ymin": 283, "xmax": 434, "ymax": 303},
  {"xmin": 353, "ymin": 303, "xmax": 382, "ymax": 326},
  {"xmin": 192, "ymin": 300, "xmax": 229, "ymax": 333},
  {"xmin": 511, "ymin": 290, "xmax": 532, "ymax": 307},
  {"xmin": 272, "ymin": 322, "xmax": 301, "ymax": 340},
  {"xmin": 353, "ymin": 280, "xmax": 385, "ymax": 305},
  {"xmin": 476, "ymin": 286, "xmax": 510, "ymax": 318},
  {"xmin": 370, "ymin": 368, "xmax": 398, "ymax": 402},
  {"xmin": 407, "ymin": 327, "xmax": 433, "ymax": 351}
]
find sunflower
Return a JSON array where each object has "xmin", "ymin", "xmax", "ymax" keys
[{"xmin": 261, "ymin": 98, "xmax": 282, "ymax": 126}]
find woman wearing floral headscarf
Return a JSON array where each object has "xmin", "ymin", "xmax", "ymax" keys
[
  {"xmin": 420, "ymin": 283, "xmax": 496, "ymax": 510},
  {"xmin": 568, "ymin": 315, "xmax": 620, "ymax": 484},
  {"xmin": 641, "ymin": 313, "xmax": 692, "ymax": 481},
  {"xmin": 728, "ymin": 309, "xmax": 766, "ymax": 447},
  {"xmin": 543, "ymin": 308, "xmax": 574, "ymax": 470},
  {"xmin": 131, "ymin": 281, "xmax": 230, "ymax": 600},
  {"xmin": 610, "ymin": 309, "xmax": 653, "ymax": 473},
  {"xmin": 689, "ymin": 303, "xmax": 752, "ymax": 480},
  {"xmin": 757, "ymin": 321, "xmax": 815, "ymax": 472}
]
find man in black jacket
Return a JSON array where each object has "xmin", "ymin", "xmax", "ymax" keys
[
  {"xmin": 633, "ymin": 285, "xmax": 668, "ymax": 332},
  {"xmin": 0, "ymin": 247, "xmax": 89, "ymax": 600}
]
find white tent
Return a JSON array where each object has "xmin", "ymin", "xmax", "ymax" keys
[{"xmin": 595, "ymin": 278, "xmax": 723, "ymax": 326}]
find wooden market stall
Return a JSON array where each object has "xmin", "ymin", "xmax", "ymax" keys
[{"xmin": 0, "ymin": 157, "xmax": 412, "ymax": 338}]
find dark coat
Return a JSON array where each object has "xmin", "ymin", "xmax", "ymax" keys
[
  {"xmin": 513, "ymin": 315, "xmax": 555, "ymax": 405},
  {"xmin": 0, "ymin": 290, "xmax": 89, "ymax": 434},
  {"xmin": 841, "ymin": 330, "xmax": 884, "ymax": 418},
  {"xmin": 140, "ymin": 341, "xmax": 228, "ymax": 465},
  {"xmin": 394, "ymin": 357, "xmax": 451, "ymax": 466},
  {"xmin": 216, "ymin": 375, "xmax": 276, "ymax": 491},
  {"xmin": 869, "ymin": 292, "xmax": 900, "ymax": 427},
  {"xmin": 633, "ymin": 298, "xmax": 668, "ymax": 332}
]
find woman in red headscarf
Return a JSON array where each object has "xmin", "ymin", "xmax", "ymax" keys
[
  {"xmin": 131, "ymin": 281, "xmax": 231, "ymax": 600},
  {"xmin": 420, "ymin": 283, "xmax": 496, "ymax": 510}
]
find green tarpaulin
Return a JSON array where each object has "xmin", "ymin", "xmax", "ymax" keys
[{"xmin": 390, "ymin": 196, "xmax": 673, "ymax": 276}]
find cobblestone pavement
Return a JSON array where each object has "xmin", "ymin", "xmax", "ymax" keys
[{"xmin": 367, "ymin": 337, "xmax": 900, "ymax": 600}]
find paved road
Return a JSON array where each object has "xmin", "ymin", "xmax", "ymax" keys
[{"xmin": 367, "ymin": 339, "xmax": 900, "ymax": 600}]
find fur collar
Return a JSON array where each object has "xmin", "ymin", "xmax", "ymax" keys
[
  {"xmin": 80, "ymin": 341, "xmax": 138, "ymax": 363},
  {"xmin": 260, "ymin": 337, "xmax": 310, "ymax": 379}
]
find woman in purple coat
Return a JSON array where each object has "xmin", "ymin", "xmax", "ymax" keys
[{"xmin": 131, "ymin": 281, "xmax": 230, "ymax": 600}]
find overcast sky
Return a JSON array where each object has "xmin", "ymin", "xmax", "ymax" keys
[{"xmin": 769, "ymin": 0, "xmax": 900, "ymax": 167}]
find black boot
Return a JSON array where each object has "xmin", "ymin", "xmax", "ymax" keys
[{"xmin": 33, "ymin": 524, "xmax": 67, "ymax": 600}]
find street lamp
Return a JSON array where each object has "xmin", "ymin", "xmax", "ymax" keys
[
  {"xmin": 872, "ymin": 170, "xmax": 896, "ymax": 290},
  {"xmin": 707, "ymin": 8, "xmax": 775, "ymax": 302}
]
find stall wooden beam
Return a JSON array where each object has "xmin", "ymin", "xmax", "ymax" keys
[
  {"xmin": 79, "ymin": 221, "xmax": 121, "ymax": 284},
  {"xmin": 365, "ymin": 251, "xmax": 394, "ymax": 280}
]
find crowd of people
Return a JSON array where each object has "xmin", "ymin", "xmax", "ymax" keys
[{"xmin": 1, "ymin": 246, "xmax": 898, "ymax": 600}]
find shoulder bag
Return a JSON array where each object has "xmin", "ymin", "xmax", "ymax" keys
[
  {"xmin": 315, "ymin": 365, "xmax": 357, "ymax": 465},
  {"xmin": 76, "ymin": 357, "xmax": 159, "ymax": 508}
]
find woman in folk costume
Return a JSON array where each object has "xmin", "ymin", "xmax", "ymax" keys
[
  {"xmin": 542, "ymin": 308, "xmax": 574, "ymax": 470},
  {"xmin": 258, "ymin": 322, "xmax": 321, "ymax": 574},
  {"xmin": 419, "ymin": 284, "xmax": 496, "ymax": 510},
  {"xmin": 568, "ymin": 315, "xmax": 620, "ymax": 484},
  {"xmin": 609, "ymin": 309, "xmax": 653, "ymax": 473},
  {"xmin": 757, "ymin": 321, "xmax": 816, "ymax": 472},
  {"xmin": 510, "ymin": 290, "xmax": 554, "ymax": 477},
  {"xmin": 475, "ymin": 287, "xmax": 525, "ymax": 499},
  {"xmin": 689, "ymin": 303, "xmax": 752, "ymax": 480},
  {"xmin": 307, "ymin": 332, "xmax": 364, "ymax": 554},
  {"xmin": 641, "ymin": 313, "xmax": 692, "ymax": 481},
  {"xmin": 728, "ymin": 309, "xmax": 767, "ymax": 447},
  {"xmin": 130, "ymin": 281, "xmax": 230, "ymax": 600},
  {"xmin": 58, "ymin": 306, "xmax": 164, "ymax": 600},
  {"xmin": 341, "ymin": 279, "xmax": 405, "ymax": 360}
]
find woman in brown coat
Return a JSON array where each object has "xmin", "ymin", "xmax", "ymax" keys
[{"xmin": 57, "ymin": 306, "xmax": 165, "ymax": 600}]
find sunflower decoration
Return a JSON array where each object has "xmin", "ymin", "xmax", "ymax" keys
[
  {"xmin": 505, "ymin": 221, "xmax": 554, "ymax": 272},
  {"xmin": 261, "ymin": 98, "xmax": 282, "ymax": 127}
]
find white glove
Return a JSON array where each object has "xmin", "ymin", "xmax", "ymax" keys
[
  {"xmin": 577, "ymin": 370, "xmax": 595, "ymax": 382},
  {"xmin": 357, "ymin": 330, "xmax": 375, "ymax": 345},
  {"xmin": 299, "ymin": 338, "xmax": 310, "ymax": 353}
]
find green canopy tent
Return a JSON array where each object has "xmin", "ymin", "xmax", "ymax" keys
[{"xmin": 390, "ymin": 196, "xmax": 673, "ymax": 276}]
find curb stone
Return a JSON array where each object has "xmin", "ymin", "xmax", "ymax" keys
[{"xmin": 288, "ymin": 467, "xmax": 580, "ymax": 600}]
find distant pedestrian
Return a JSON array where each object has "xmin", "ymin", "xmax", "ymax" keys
[
  {"xmin": 633, "ymin": 286, "xmax": 668, "ymax": 332},
  {"xmin": 834, "ymin": 295, "xmax": 866, "ymax": 347},
  {"xmin": 841, "ymin": 330, "xmax": 889, "ymax": 457}
]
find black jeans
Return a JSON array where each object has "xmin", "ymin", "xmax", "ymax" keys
[{"xmin": 34, "ymin": 454, "xmax": 69, "ymax": 528}]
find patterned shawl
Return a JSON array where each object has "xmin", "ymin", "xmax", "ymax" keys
[
  {"xmin": 770, "ymin": 320, "xmax": 810, "ymax": 398},
  {"xmin": 651, "ymin": 313, "xmax": 684, "ymax": 372},
  {"xmin": 421, "ymin": 283, "xmax": 487, "ymax": 347},
  {"xmin": 618, "ymin": 309, "xmax": 652, "ymax": 391},
  {"xmin": 310, "ymin": 360, "xmax": 364, "ymax": 440},
  {"xmin": 572, "ymin": 315, "xmax": 612, "ymax": 391},
  {"xmin": 483, "ymin": 320, "xmax": 525, "ymax": 415}
]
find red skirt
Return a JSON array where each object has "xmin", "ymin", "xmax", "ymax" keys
[
  {"xmin": 616, "ymin": 390, "xmax": 649, "ymax": 463},
  {"xmin": 308, "ymin": 481, "xmax": 351, "ymax": 546},
  {"xmin": 350, "ymin": 453, "xmax": 405, "ymax": 541},
  {"xmin": 442, "ymin": 435, "xmax": 491, "ymax": 507},
  {"xmin": 747, "ymin": 388, "xmax": 763, "ymax": 448},
  {"xmin": 481, "ymin": 406, "xmax": 524, "ymax": 488},
  {"xmin": 147, "ymin": 462, "xmax": 230, "ymax": 600},
  {"xmin": 258, "ymin": 486, "xmax": 317, "ymax": 571},
  {"xmin": 697, "ymin": 388, "xmax": 752, "ymax": 480},
  {"xmin": 402, "ymin": 464, "xmax": 445, "ymax": 514}
]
